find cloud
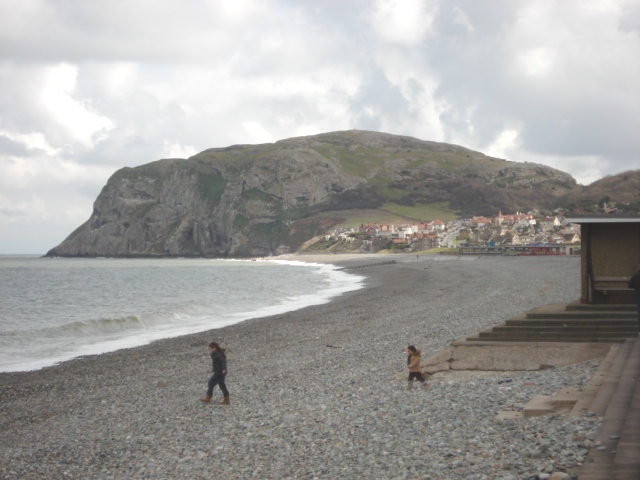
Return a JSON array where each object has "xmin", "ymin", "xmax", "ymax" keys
[
  {"xmin": 427, "ymin": 0, "xmax": 640, "ymax": 174},
  {"xmin": 0, "ymin": 0, "xmax": 638, "ymax": 253},
  {"xmin": 162, "ymin": 140, "xmax": 197, "ymax": 159},
  {"xmin": 452, "ymin": 6, "xmax": 475, "ymax": 33},
  {"xmin": 486, "ymin": 129, "xmax": 520, "ymax": 160},
  {"xmin": 41, "ymin": 63, "xmax": 114, "ymax": 147},
  {"xmin": 0, "ymin": 147, "xmax": 114, "ymax": 252},
  {"xmin": 0, "ymin": 131, "xmax": 58, "ymax": 156},
  {"xmin": 0, "ymin": 0, "xmax": 275, "ymax": 63},
  {"xmin": 370, "ymin": 0, "xmax": 438, "ymax": 46},
  {"xmin": 241, "ymin": 122, "xmax": 274, "ymax": 145}
]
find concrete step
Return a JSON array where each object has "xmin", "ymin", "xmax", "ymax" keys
[
  {"xmin": 475, "ymin": 302, "xmax": 638, "ymax": 345},
  {"xmin": 578, "ymin": 338, "xmax": 640, "ymax": 479},
  {"xmin": 506, "ymin": 318, "xmax": 638, "ymax": 327},
  {"xmin": 579, "ymin": 467, "xmax": 625, "ymax": 479},
  {"xmin": 585, "ymin": 344, "xmax": 630, "ymax": 418},
  {"xmin": 523, "ymin": 395, "xmax": 555, "ymax": 417},
  {"xmin": 523, "ymin": 388, "xmax": 580, "ymax": 418},
  {"xmin": 527, "ymin": 311, "xmax": 637, "ymax": 320},
  {"xmin": 567, "ymin": 303, "xmax": 636, "ymax": 312},
  {"xmin": 612, "ymin": 341, "xmax": 640, "ymax": 478},
  {"xmin": 494, "ymin": 325, "xmax": 639, "ymax": 333},
  {"xmin": 466, "ymin": 335, "xmax": 626, "ymax": 343},
  {"xmin": 570, "ymin": 344, "xmax": 620, "ymax": 418},
  {"xmin": 477, "ymin": 331, "xmax": 638, "ymax": 340}
]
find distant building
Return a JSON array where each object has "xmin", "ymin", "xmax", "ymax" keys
[
  {"xmin": 430, "ymin": 219, "xmax": 445, "ymax": 231},
  {"xmin": 472, "ymin": 216, "xmax": 493, "ymax": 229},
  {"xmin": 494, "ymin": 211, "xmax": 533, "ymax": 226}
]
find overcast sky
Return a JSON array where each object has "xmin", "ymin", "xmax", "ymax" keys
[{"xmin": 1, "ymin": 0, "xmax": 639, "ymax": 253}]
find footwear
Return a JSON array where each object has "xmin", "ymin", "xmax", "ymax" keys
[
  {"xmin": 422, "ymin": 382, "xmax": 430, "ymax": 391},
  {"xmin": 200, "ymin": 395, "xmax": 212, "ymax": 403},
  {"xmin": 406, "ymin": 381, "xmax": 413, "ymax": 391},
  {"xmin": 219, "ymin": 395, "xmax": 230, "ymax": 405}
]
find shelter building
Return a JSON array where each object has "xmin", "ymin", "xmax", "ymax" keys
[{"xmin": 566, "ymin": 214, "xmax": 640, "ymax": 304}]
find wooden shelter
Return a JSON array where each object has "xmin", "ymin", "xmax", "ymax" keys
[{"xmin": 566, "ymin": 214, "xmax": 640, "ymax": 304}]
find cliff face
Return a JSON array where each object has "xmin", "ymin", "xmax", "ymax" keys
[{"xmin": 47, "ymin": 130, "xmax": 580, "ymax": 257}]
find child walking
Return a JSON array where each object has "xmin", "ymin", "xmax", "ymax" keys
[{"xmin": 407, "ymin": 345, "xmax": 429, "ymax": 391}]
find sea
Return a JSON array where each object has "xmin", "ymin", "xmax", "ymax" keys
[{"xmin": 0, "ymin": 255, "xmax": 365, "ymax": 373}]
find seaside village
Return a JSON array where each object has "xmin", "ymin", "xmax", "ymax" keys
[{"xmin": 318, "ymin": 210, "xmax": 582, "ymax": 255}]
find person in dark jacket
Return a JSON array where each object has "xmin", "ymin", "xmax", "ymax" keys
[
  {"xmin": 407, "ymin": 345, "xmax": 430, "ymax": 391},
  {"xmin": 201, "ymin": 342, "xmax": 230, "ymax": 405},
  {"xmin": 629, "ymin": 264, "xmax": 640, "ymax": 326}
]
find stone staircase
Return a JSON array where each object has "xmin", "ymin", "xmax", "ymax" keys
[
  {"xmin": 467, "ymin": 303, "xmax": 638, "ymax": 343},
  {"xmin": 578, "ymin": 337, "xmax": 640, "ymax": 479},
  {"xmin": 463, "ymin": 301, "xmax": 639, "ymax": 478}
]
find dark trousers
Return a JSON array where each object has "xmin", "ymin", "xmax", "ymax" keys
[
  {"xmin": 207, "ymin": 372, "xmax": 229, "ymax": 397},
  {"xmin": 408, "ymin": 371, "xmax": 426, "ymax": 383}
]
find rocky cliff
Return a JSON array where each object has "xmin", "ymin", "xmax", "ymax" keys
[{"xmin": 47, "ymin": 130, "xmax": 580, "ymax": 257}]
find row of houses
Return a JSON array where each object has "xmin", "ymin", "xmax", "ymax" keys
[
  {"xmin": 359, "ymin": 219, "xmax": 445, "ymax": 237},
  {"xmin": 327, "ymin": 224, "xmax": 443, "ymax": 249},
  {"xmin": 480, "ymin": 231, "xmax": 581, "ymax": 247},
  {"xmin": 360, "ymin": 220, "xmax": 447, "ymax": 249},
  {"xmin": 326, "ymin": 211, "xmax": 581, "ymax": 251},
  {"xmin": 471, "ymin": 211, "xmax": 563, "ymax": 231}
]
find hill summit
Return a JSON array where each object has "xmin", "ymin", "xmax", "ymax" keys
[{"xmin": 47, "ymin": 130, "xmax": 623, "ymax": 257}]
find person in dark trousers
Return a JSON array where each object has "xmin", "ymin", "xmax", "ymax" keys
[
  {"xmin": 628, "ymin": 264, "xmax": 640, "ymax": 327},
  {"xmin": 201, "ymin": 342, "xmax": 230, "ymax": 405},
  {"xmin": 407, "ymin": 345, "xmax": 430, "ymax": 391}
]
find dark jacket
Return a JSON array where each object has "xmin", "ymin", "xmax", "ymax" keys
[{"xmin": 210, "ymin": 349, "xmax": 227, "ymax": 374}]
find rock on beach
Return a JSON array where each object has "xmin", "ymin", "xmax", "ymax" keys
[{"xmin": 0, "ymin": 254, "xmax": 599, "ymax": 479}]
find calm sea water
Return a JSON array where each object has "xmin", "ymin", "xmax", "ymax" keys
[{"xmin": 0, "ymin": 256, "xmax": 364, "ymax": 373}]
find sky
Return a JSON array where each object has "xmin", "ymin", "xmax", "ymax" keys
[{"xmin": 0, "ymin": 0, "xmax": 639, "ymax": 254}]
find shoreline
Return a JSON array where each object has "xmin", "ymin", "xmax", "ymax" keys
[
  {"xmin": 1, "ymin": 254, "xmax": 598, "ymax": 479},
  {"xmin": 1, "ymin": 253, "xmax": 380, "ymax": 373},
  {"xmin": 0, "ymin": 253, "xmax": 380, "ymax": 374}
]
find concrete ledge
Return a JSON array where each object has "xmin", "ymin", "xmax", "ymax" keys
[
  {"xmin": 423, "ymin": 342, "xmax": 612, "ymax": 374},
  {"xmin": 494, "ymin": 410, "xmax": 523, "ymax": 424},
  {"xmin": 552, "ymin": 387, "xmax": 581, "ymax": 409},
  {"xmin": 570, "ymin": 343, "xmax": 622, "ymax": 418},
  {"xmin": 522, "ymin": 389, "xmax": 580, "ymax": 418},
  {"xmin": 523, "ymin": 395, "xmax": 555, "ymax": 417}
]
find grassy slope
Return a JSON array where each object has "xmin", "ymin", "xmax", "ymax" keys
[
  {"xmin": 307, "ymin": 201, "xmax": 460, "ymax": 229},
  {"xmin": 379, "ymin": 202, "xmax": 459, "ymax": 222}
]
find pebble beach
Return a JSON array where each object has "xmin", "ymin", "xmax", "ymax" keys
[{"xmin": 0, "ymin": 254, "xmax": 602, "ymax": 480}]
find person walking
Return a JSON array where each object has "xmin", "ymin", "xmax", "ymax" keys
[
  {"xmin": 407, "ymin": 345, "xmax": 429, "ymax": 391},
  {"xmin": 201, "ymin": 342, "xmax": 230, "ymax": 405},
  {"xmin": 628, "ymin": 264, "xmax": 640, "ymax": 327}
]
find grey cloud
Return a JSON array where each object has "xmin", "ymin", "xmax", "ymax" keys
[
  {"xmin": 619, "ymin": 2, "xmax": 640, "ymax": 32},
  {"xmin": 0, "ymin": 135, "xmax": 32, "ymax": 157},
  {"xmin": 349, "ymin": 67, "xmax": 412, "ymax": 132},
  {"xmin": 418, "ymin": 1, "xmax": 640, "ymax": 176}
]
